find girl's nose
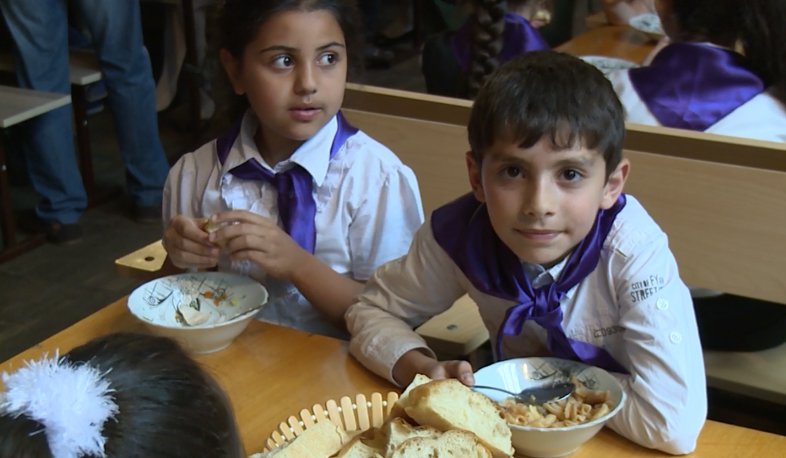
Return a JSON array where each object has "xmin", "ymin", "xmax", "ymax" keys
[{"xmin": 294, "ymin": 64, "xmax": 317, "ymax": 95}]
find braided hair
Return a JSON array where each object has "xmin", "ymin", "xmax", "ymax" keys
[{"xmin": 468, "ymin": 0, "xmax": 535, "ymax": 98}]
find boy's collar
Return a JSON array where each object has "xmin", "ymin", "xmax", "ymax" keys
[
  {"xmin": 521, "ymin": 252, "xmax": 579, "ymax": 299},
  {"xmin": 220, "ymin": 111, "xmax": 337, "ymax": 187}
]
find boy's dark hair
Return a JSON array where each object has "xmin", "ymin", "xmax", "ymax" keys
[
  {"xmin": 0, "ymin": 333, "xmax": 244, "ymax": 458},
  {"xmin": 217, "ymin": 0, "xmax": 364, "ymax": 121},
  {"xmin": 468, "ymin": 51, "xmax": 625, "ymax": 178},
  {"xmin": 670, "ymin": 0, "xmax": 786, "ymax": 104}
]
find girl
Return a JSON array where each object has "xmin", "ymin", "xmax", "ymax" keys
[
  {"xmin": 607, "ymin": 0, "xmax": 786, "ymax": 142},
  {"xmin": 0, "ymin": 333, "xmax": 243, "ymax": 458},
  {"xmin": 422, "ymin": 0, "xmax": 550, "ymax": 99},
  {"xmin": 162, "ymin": 0, "xmax": 424, "ymax": 339}
]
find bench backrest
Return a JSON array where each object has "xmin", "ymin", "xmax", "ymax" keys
[{"xmin": 343, "ymin": 83, "xmax": 786, "ymax": 305}]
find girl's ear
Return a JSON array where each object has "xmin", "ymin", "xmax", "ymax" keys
[
  {"xmin": 466, "ymin": 151, "xmax": 486, "ymax": 203},
  {"xmin": 220, "ymin": 48, "xmax": 245, "ymax": 95},
  {"xmin": 601, "ymin": 158, "xmax": 630, "ymax": 209}
]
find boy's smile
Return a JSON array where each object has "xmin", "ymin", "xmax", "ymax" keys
[{"xmin": 467, "ymin": 137, "xmax": 628, "ymax": 268}]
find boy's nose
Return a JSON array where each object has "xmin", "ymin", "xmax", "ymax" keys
[
  {"xmin": 522, "ymin": 181, "xmax": 556, "ymax": 218},
  {"xmin": 294, "ymin": 64, "xmax": 318, "ymax": 95}
]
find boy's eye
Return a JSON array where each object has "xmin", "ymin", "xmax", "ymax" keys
[
  {"xmin": 271, "ymin": 55, "xmax": 293, "ymax": 68},
  {"xmin": 317, "ymin": 52, "xmax": 338, "ymax": 65},
  {"xmin": 561, "ymin": 169, "xmax": 582, "ymax": 182},
  {"xmin": 503, "ymin": 166, "xmax": 522, "ymax": 178}
]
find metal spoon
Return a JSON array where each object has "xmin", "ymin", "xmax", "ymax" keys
[{"xmin": 472, "ymin": 382, "xmax": 575, "ymax": 405}]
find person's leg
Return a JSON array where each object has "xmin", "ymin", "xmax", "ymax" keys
[
  {"xmin": 0, "ymin": 0, "xmax": 87, "ymax": 230},
  {"xmin": 75, "ymin": 0, "xmax": 170, "ymax": 215}
]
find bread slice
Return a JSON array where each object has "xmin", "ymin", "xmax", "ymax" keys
[
  {"xmin": 335, "ymin": 435, "xmax": 384, "ymax": 458},
  {"xmin": 404, "ymin": 379, "xmax": 513, "ymax": 458},
  {"xmin": 389, "ymin": 429, "xmax": 492, "ymax": 458},
  {"xmin": 389, "ymin": 374, "xmax": 431, "ymax": 419},
  {"xmin": 381, "ymin": 418, "xmax": 440, "ymax": 458},
  {"xmin": 254, "ymin": 420, "xmax": 347, "ymax": 458}
]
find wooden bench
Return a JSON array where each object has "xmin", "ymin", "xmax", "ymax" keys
[
  {"xmin": 0, "ymin": 85, "xmax": 71, "ymax": 263},
  {"xmin": 116, "ymin": 83, "xmax": 786, "ymax": 403},
  {"xmin": 0, "ymin": 50, "xmax": 115, "ymax": 207}
]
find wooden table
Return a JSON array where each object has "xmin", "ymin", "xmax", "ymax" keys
[
  {"xmin": 556, "ymin": 25, "xmax": 656, "ymax": 64},
  {"xmin": 3, "ymin": 298, "xmax": 785, "ymax": 457}
]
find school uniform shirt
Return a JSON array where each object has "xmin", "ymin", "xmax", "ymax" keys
[
  {"xmin": 346, "ymin": 195, "xmax": 707, "ymax": 454},
  {"xmin": 164, "ymin": 111, "xmax": 425, "ymax": 339},
  {"xmin": 608, "ymin": 70, "xmax": 786, "ymax": 143}
]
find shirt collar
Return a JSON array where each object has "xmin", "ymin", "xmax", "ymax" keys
[
  {"xmin": 521, "ymin": 254, "xmax": 578, "ymax": 299},
  {"xmin": 219, "ymin": 111, "xmax": 338, "ymax": 187}
]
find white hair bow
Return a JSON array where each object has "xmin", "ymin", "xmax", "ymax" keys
[{"xmin": 0, "ymin": 353, "xmax": 119, "ymax": 458}]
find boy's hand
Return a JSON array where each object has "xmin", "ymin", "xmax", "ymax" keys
[
  {"xmin": 393, "ymin": 349, "xmax": 475, "ymax": 387},
  {"xmin": 164, "ymin": 215, "xmax": 220, "ymax": 268},
  {"xmin": 208, "ymin": 210, "xmax": 309, "ymax": 280}
]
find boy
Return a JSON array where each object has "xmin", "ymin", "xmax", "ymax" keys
[{"xmin": 346, "ymin": 52, "xmax": 706, "ymax": 454}]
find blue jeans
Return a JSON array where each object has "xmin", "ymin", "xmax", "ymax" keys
[{"xmin": 0, "ymin": 0, "xmax": 170, "ymax": 224}]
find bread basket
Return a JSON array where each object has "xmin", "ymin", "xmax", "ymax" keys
[{"xmin": 261, "ymin": 391, "xmax": 400, "ymax": 453}]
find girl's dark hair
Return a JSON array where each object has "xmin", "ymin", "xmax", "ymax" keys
[
  {"xmin": 0, "ymin": 333, "xmax": 244, "ymax": 458},
  {"xmin": 218, "ymin": 0, "xmax": 364, "ymax": 121},
  {"xmin": 468, "ymin": 51, "xmax": 625, "ymax": 178},
  {"xmin": 468, "ymin": 0, "xmax": 531, "ymax": 98},
  {"xmin": 671, "ymin": 0, "xmax": 786, "ymax": 104}
]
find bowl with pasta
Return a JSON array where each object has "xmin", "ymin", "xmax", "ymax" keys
[{"xmin": 474, "ymin": 357, "xmax": 625, "ymax": 458}]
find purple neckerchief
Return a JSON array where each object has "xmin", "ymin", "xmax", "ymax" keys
[
  {"xmin": 629, "ymin": 42, "xmax": 765, "ymax": 132},
  {"xmin": 432, "ymin": 193, "xmax": 629, "ymax": 374},
  {"xmin": 450, "ymin": 12, "xmax": 549, "ymax": 73},
  {"xmin": 215, "ymin": 112, "xmax": 358, "ymax": 253}
]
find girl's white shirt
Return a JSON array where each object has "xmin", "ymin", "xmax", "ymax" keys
[
  {"xmin": 607, "ymin": 68, "xmax": 786, "ymax": 143},
  {"xmin": 163, "ymin": 111, "xmax": 425, "ymax": 338}
]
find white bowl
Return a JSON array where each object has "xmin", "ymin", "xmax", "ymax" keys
[
  {"xmin": 474, "ymin": 357, "xmax": 625, "ymax": 458},
  {"xmin": 127, "ymin": 272, "xmax": 268, "ymax": 354},
  {"xmin": 580, "ymin": 56, "xmax": 639, "ymax": 77},
  {"xmin": 629, "ymin": 13, "xmax": 665, "ymax": 41}
]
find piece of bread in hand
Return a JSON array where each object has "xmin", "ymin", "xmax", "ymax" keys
[
  {"xmin": 389, "ymin": 429, "xmax": 492, "ymax": 458},
  {"xmin": 253, "ymin": 419, "xmax": 347, "ymax": 458},
  {"xmin": 381, "ymin": 418, "xmax": 440, "ymax": 458},
  {"xmin": 404, "ymin": 379, "xmax": 513, "ymax": 458}
]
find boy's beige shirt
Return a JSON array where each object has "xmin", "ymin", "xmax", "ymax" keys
[{"xmin": 346, "ymin": 195, "xmax": 706, "ymax": 455}]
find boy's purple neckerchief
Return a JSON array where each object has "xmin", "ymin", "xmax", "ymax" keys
[
  {"xmin": 629, "ymin": 42, "xmax": 765, "ymax": 132},
  {"xmin": 215, "ymin": 112, "xmax": 358, "ymax": 253},
  {"xmin": 431, "ymin": 193, "xmax": 629, "ymax": 374},
  {"xmin": 450, "ymin": 12, "xmax": 549, "ymax": 73}
]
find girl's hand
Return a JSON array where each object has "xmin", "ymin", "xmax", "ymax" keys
[
  {"xmin": 164, "ymin": 215, "xmax": 220, "ymax": 268},
  {"xmin": 393, "ymin": 350, "xmax": 475, "ymax": 387},
  {"xmin": 208, "ymin": 210, "xmax": 309, "ymax": 280}
]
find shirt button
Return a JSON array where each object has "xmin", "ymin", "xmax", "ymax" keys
[
  {"xmin": 670, "ymin": 331, "xmax": 682, "ymax": 344},
  {"xmin": 656, "ymin": 299, "xmax": 669, "ymax": 310}
]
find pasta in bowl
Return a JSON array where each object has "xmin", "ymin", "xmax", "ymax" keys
[{"xmin": 474, "ymin": 357, "xmax": 626, "ymax": 458}]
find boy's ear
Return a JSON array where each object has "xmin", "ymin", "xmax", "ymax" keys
[
  {"xmin": 220, "ymin": 48, "xmax": 245, "ymax": 95},
  {"xmin": 465, "ymin": 151, "xmax": 486, "ymax": 202},
  {"xmin": 601, "ymin": 158, "xmax": 630, "ymax": 209}
]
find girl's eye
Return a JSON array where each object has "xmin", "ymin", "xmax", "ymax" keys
[
  {"xmin": 503, "ymin": 166, "xmax": 522, "ymax": 178},
  {"xmin": 561, "ymin": 169, "xmax": 582, "ymax": 182},
  {"xmin": 317, "ymin": 52, "xmax": 338, "ymax": 65},
  {"xmin": 271, "ymin": 55, "xmax": 293, "ymax": 68}
]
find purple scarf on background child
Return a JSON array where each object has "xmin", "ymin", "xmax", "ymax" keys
[
  {"xmin": 215, "ymin": 112, "xmax": 358, "ymax": 253},
  {"xmin": 629, "ymin": 42, "xmax": 765, "ymax": 131},
  {"xmin": 450, "ymin": 12, "xmax": 549, "ymax": 73},
  {"xmin": 431, "ymin": 193, "xmax": 629, "ymax": 374}
]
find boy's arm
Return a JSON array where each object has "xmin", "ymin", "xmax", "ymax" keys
[
  {"xmin": 601, "ymin": 0, "xmax": 655, "ymax": 25},
  {"xmin": 346, "ymin": 220, "xmax": 467, "ymax": 385},
  {"xmin": 607, "ymin": 232, "xmax": 707, "ymax": 455}
]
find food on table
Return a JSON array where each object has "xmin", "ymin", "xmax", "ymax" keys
[
  {"xmin": 389, "ymin": 429, "xmax": 491, "ymax": 458},
  {"xmin": 498, "ymin": 376, "xmax": 614, "ymax": 428},
  {"xmin": 174, "ymin": 293, "xmax": 210, "ymax": 326},
  {"xmin": 253, "ymin": 419, "xmax": 347, "ymax": 457}
]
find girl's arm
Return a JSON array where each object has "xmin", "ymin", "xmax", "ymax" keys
[{"xmin": 608, "ymin": 231, "xmax": 707, "ymax": 454}]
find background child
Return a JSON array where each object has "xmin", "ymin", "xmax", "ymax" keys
[
  {"xmin": 607, "ymin": 0, "xmax": 786, "ymax": 142},
  {"xmin": 0, "ymin": 333, "xmax": 243, "ymax": 458},
  {"xmin": 163, "ymin": 0, "xmax": 424, "ymax": 339},
  {"xmin": 600, "ymin": 0, "xmax": 655, "ymax": 25},
  {"xmin": 347, "ymin": 52, "xmax": 706, "ymax": 454},
  {"xmin": 422, "ymin": 0, "xmax": 550, "ymax": 98}
]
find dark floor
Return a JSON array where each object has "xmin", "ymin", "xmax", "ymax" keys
[{"xmin": 1, "ymin": 31, "xmax": 784, "ymax": 439}]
